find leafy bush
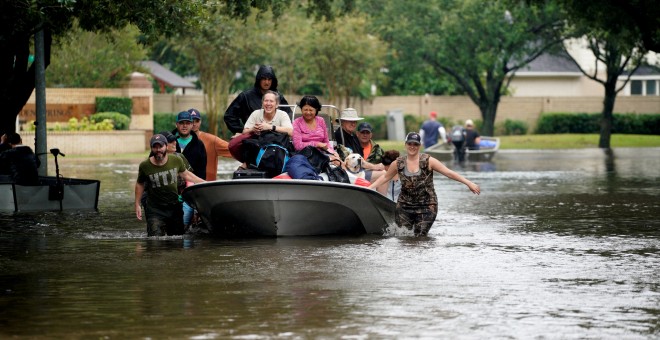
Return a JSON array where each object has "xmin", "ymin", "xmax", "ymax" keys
[
  {"xmin": 24, "ymin": 117, "xmax": 114, "ymax": 131},
  {"xmin": 96, "ymin": 97, "xmax": 132, "ymax": 117},
  {"xmin": 501, "ymin": 119, "xmax": 528, "ymax": 135},
  {"xmin": 536, "ymin": 113, "xmax": 599, "ymax": 133},
  {"xmin": 90, "ymin": 112, "xmax": 131, "ymax": 130},
  {"xmin": 154, "ymin": 112, "xmax": 179, "ymax": 134},
  {"xmin": 536, "ymin": 112, "xmax": 660, "ymax": 134}
]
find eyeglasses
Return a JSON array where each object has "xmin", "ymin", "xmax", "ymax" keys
[
  {"xmin": 406, "ymin": 142, "xmax": 420, "ymax": 146},
  {"xmin": 359, "ymin": 131, "xmax": 372, "ymax": 134}
]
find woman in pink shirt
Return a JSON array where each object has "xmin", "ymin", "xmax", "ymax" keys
[{"xmin": 292, "ymin": 95, "xmax": 337, "ymax": 156}]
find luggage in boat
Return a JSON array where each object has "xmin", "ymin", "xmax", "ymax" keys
[{"xmin": 233, "ymin": 168, "xmax": 268, "ymax": 180}]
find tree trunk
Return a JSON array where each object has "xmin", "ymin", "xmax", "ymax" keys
[
  {"xmin": 0, "ymin": 30, "xmax": 51, "ymax": 137},
  {"xmin": 599, "ymin": 84, "xmax": 616, "ymax": 148},
  {"xmin": 477, "ymin": 92, "xmax": 499, "ymax": 136}
]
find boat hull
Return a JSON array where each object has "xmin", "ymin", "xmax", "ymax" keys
[
  {"xmin": 424, "ymin": 137, "xmax": 500, "ymax": 162},
  {"xmin": 182, "ymin": 179, "xmax": 396, "ymax": 237},
  {"xmin": 0, "ymin": 176, "xmax": 100, "ymax": 212}
]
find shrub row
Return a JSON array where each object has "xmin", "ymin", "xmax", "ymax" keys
[
  {"xmin": 536, "ymin": 113, "xmax": 660, "ymax": 134},
  {"xmin": 96, "ymin": 97, "xmax": 132, "ymax": 117},
  {"xmin": 154, "ymin": 112, "xmax": 531, "ymax": 139}
]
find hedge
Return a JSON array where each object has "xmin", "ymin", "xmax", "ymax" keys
[
  {"xmin": 96, "ymin": 97, "xmax": 132, "ymax": 117},
  {"xmin": 536, "ymin": 113, "xmax": 660, "ymax": 134}
]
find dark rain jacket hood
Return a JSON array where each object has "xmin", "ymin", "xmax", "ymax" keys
[
  {"xmin": 253, "ymin": 65, "xmax": 280, "ymax": 91},
  {"xmin": 224, "ymin": 65, "xmax": 291, "ymax": 134}
]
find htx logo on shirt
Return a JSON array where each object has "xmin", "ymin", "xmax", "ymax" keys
[{"xmin": 149, "ymin": 169, "xmax": 178, "ymax": 188}]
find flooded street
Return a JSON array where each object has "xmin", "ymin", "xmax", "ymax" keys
[{"xmin": 1, "ymin": 148, "xmax": 658, "ymax": 339}]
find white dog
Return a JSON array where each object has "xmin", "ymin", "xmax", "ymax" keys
[{"xmin": 343, "ymin": 153, "xmax": 366, "ymax": 179}]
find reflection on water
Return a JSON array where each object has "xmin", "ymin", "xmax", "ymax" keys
[{"xmin": 0, "ymin": 148, "xmax": 658, "ymax": 338}]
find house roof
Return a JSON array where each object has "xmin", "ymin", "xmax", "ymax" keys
[
  {"xmin": 515, "ymin": 53, "xmax": 582, "ymax": 77},
  {"xmin": 139, "ymin": 61, "xmax": 196, "ymax": 88},
  {"xmin": 624, "ymin": 65, "xmax": 660, "ymax": 76}
]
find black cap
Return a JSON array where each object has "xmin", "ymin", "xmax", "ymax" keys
[
  {"xmin": 358, "ymin": 122, "xmax": 372, "ymax": 132},
  {"xmin": 159, "ymin": 131, "xmax": 177, "ymax": 143},
  {"xmin": 405, "ymin": 132, "xmax": 421, "ymax": 145}
]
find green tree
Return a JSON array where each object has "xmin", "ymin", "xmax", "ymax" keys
[
  {"xmin": 181, "ymin": 8, "xmax": 273, "ymax": 137},
  {"xmin": 561, "ymin": 38, "xmax": 647, "ymax": 148},
  {"xmin": 0, "ymin": 0, "xmax": 355, "ymax": 137},
  {"xmin": 308, "ymin": 15, "xmax": 388, "ymax": 108},
  {"xmin": 0, "ymin": 0, "xmax": 203, "ymax": 136},
  {"xmin": 47, "ymin": 23, "xmax": 147, "ymax": 88},
  {"xmin": 526, "ymin": 0, "xmax": 660, "ymax": 53},
  {"xmin": 364, "ymin": 0, "xmax": 563, "ymax": 135}
]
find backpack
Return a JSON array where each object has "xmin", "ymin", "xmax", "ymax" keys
[
  {"xmin": 255, "ymin": 143, "xmax": 290, "ymax": 178},
  {"xmin": 451, "ymin": 126, "xmax": 465, "ymax": 142},
  {"xmin": 297, "ymin": 146, "xmax": 330, "ymax": 174}
]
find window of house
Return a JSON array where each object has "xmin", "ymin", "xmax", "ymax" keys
[
  {"xmin": 630, "ymin": 80, "xmax": 643, "ymax": 95},
  {"xmin": 646, "ymin": 80, "xmax": 657, "ymax": 96}
]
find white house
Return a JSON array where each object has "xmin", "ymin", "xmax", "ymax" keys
[{"xmin": 509, "ymin": 42, "xmax": 660, "ymax": 97}]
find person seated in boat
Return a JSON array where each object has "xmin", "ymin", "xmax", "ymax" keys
[
  {"xmin": 224, "ymin": 65, "xmax": 292, "ymax": 135},
  {"xmin": 228, "ymin": 90, "xmax": 294, "ymax": 170},
  {"xmin": 354, "ymin": 122, "xmax": 387, "ymax": 182},
  {"xmin": 292, "ymin": 95, "xmax": 337, "ymax": 156},
  {"xmin": 135, "ymin": 134, "xmax": 205, "ymax": 237},
  {"xmin": 0, "ymin": 132, "xmax": 40, "ymax": 185},
  {"xmin": 376, "ymin": 150, "xmax": 401, "ymax": 202},
  {"xmin": 334, "ymin": 109, "xmax": 383, "ymax": 173},
  {"xmin": 419, "ymin": 111, "xmax": 447, "ymax": 148},
  {"xmin": 334, "ymin": 108, "xmax": 363, "ymax": 160},
  {"xmin": 464, "ymin": 119, "xmax": 481, "ymax": 150}
]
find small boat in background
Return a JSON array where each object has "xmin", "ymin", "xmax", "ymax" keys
[
  {"xmin": 424, "ymin": 136, "xmax": 500, "ymax": 162},
  {"xmin": 0, "ymin": 148, "xmax": 100, "ymax": 212}
]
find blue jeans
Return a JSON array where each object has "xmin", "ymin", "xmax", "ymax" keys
[{"xmin": 183, "ymin": 201, "xmax": 194, "ymax": 226}]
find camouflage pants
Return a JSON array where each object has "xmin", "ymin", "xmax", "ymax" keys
[
  {"xmin": 145, "ymin": 203, "xmax": 184, "ymax": 236},
  {"xmin": 395, "ymin": 204, "xmax": 438, "ymax": 236}
]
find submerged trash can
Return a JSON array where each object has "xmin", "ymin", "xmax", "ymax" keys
[{"xmin": 386, "ymin": 109, "xmax": 405, "ymax": 141}]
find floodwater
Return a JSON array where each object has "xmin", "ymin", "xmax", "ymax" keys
[{"xmin": 0, "ymin": 148, "xmax": 658, "ymax": 339}]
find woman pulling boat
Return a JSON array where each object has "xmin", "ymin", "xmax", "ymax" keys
[{"xmin": 368, "ymin": 132, "xmax": 480, "ymax": 236}]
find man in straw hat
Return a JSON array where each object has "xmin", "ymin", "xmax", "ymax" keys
[{"xmin": 334, "ymin": 108, "xmax": 364, "ymax": 160}]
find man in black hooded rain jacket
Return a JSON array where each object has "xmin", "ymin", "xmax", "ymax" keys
[{"xmin": 224, "ymin": 65, "xmax": 292, "ymax": 135}]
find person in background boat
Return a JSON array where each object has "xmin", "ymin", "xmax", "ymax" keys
[
  {"xmin": 368, "ymin": 132, "xmax": 480, "ymax": 237},
  {"xmin": 376, "ymin": 150, "xmax": 401, "ymax": 202},
  {"xmin": 172, "ymin": 111, "xmax": 207, "ymax": 180},
  {"xmin": 187, "ymin": 108, "xmax": 232, "ymax": 181},
  {"xmin": 450, "ymin": 124, "xmax": 467, "ymax": 162},
  {"xmin": 135, "ymin": 134, "xmax": 205, "ymax": 236},
  {"xmin": 228, "ymin": 91, "xmax": 294, "ymax": 169},
  {"xmin": 292, "ymin": 95, "xmax": 336, "ymax": 155},
  {"xmin": 419, "ymin": 111, "xmax": 447, "ymax": 148},
  {"xmin": 0, "ymin": 132, "xmax": 40, "ymax": 185},
  {"xmin": 464, "ymin": 119, "xmax": 481, "ymax": 150},
  {"xmin": 224, "ymin": 65, "xmax": 292, "ymax": 135}
]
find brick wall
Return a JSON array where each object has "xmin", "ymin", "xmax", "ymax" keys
[
  {"xmin": 154, "ymin": 93, "xmax": 660, "ymax": 126},
  {"xmin": 21, "ymin": 131, "xmax": 148, "ymax": 156}
]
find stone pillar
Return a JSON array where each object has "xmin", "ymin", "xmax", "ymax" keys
[{"xmin": 123, "ymin": 72, "xmax": 154, "ymax": 150}]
